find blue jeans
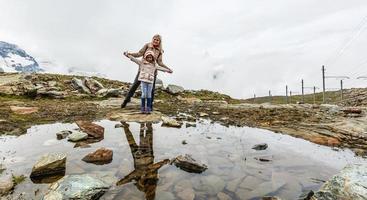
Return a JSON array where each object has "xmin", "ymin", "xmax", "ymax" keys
[{"xmin": 141, "ymin": 82, "xmax": 153, "ymax": 98}]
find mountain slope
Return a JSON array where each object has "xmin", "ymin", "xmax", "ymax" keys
[{"xmin": 0, "ymin": 41, "xmax": 43, "ymax": 73}]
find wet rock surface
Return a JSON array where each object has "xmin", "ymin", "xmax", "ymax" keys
[
  {"xmin": 67, "ymin": 131, "xmax": 88, "ymax": 142},
  {"xmin": 43, "ymin": 174, "xmax": 110, "ymax": 200},
  {"xmin": 56, "ymin": 130, "xmax": 72, "ymax": 140},
  {"xmin": 76, "ymin": 120, "xmax": 105, "ymax": 139},
  {"xmin": 161, "ymin": 116, "xmax": 182, "ymax": 128},
  {"xmin": 82, "ymin": 147, "xmax": 113, "ymax": 165},
  {"xmin": 172, "ymin": 154, "xmax": 208, "ymax": 173},
  {"xmin": 313, "ymin": 163, "xmax": 367, "ymax": 200},
  {"xmin": 0, "ymin": 175, "xmax": 13, "ymax": 195},
  {"xmin": 30, "ymin": 153, "xmax": 66, "ymax": 178}
]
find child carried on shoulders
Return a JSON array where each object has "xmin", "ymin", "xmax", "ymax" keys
[{"xmin": 124, "ymin": 50, "xmax": 172, "ymax": 114}]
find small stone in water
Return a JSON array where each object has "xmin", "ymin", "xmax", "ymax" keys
[
  {"xmin": 185, "ymin": 123, "xmax": 197, "ymax": 128},
  {"xmin": 82, "ymin": 148, "xmax": 113, "ymax": 165},
  {"xmin": 252, "ymin": 143, "xmax": 268, "ymax": 150},
  {"xmin": 172, "ymin": 154, "xmax": 208, "ymax": 173},
  {"xmin": 56, "ymin": 130, "xmax": 72, "ymax": 140}
]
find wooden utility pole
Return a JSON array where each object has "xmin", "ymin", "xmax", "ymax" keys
[
  {"xmin": 322, "ymin": 66, "xmax": 326, "ymax": 103},
  {"xmin": 268, "ymin": 90, "xmax": 272, "ymax": 104},
  {"xmin": 340, "ymin": 80, "xmax": 343, "ymax": 101},
  {"xmin": 301, "ymin": 79, "xmax": 304, "ymax": 103},
  {"xmin": 286, "ymin": 85, "xmax": 289, "ymax": 104}
]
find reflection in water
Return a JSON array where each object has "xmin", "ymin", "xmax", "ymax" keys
[{"xmin": 117, "ymin": 122, "xmax": 170, "ymax": 200}]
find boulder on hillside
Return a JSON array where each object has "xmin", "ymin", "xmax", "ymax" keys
[
  {"xmin": 166, "ymin": 84, "xmax": 184, "ymax": 95},
  {"xmin": 155, "ymin": 79, "xmax": 163, "ymax": 89},
  {"xmin": 96, "ymin": 88, "xmax": 122, "ymax": 97},
  {"xmin": 84, "ymin": 78, "xmax": 104, "ymax": 94},
  {"xmin": 71, "ymin": 77, "xmax": 91, "ymax": 94}
]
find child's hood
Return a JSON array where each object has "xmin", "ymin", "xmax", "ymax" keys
[{"xmin": 144, "ymin": 50, "xmax": 155, "ymax": 60}]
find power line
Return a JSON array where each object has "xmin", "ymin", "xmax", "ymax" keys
[{"xmin": 325, "ymin": 14, "xmax": 367, "ymax": 67}]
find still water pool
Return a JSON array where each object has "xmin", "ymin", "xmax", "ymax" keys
[{"xmin": 0, "ymin": 120, "xmax": 366, "ymax": 200}]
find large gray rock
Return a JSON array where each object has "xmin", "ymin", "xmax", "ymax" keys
[
  {"xmin": 71, "ymin": 77, "xmax": 91, "ymax": 94},
  {"xmin": 67, "ymin": 131, "xmax": 88, "ymax": 142},
  {"xmin": 313, "ymin": 163, "xmax": 367, "ymax": 200},
  {"xmin": 96, "ymin": 88, "xmax": 121, "ymax": 97},
  {"xmin": 166, "ymin": 84, "xmax": 184, "ymax": 94},
  {"xmin": 43, "ymin": 174, "xmax": 110, "ymax": 200},
  {"xmin": 155, "ymin": 79, "xmax": 164, "ymax": 89},
  {"xmin": 30, "ymin": 153, "xmax": 66, "ymax": 178},
  {"xmin": 84, "ymin": 78, "xmax": 104, "ymax": 94}
]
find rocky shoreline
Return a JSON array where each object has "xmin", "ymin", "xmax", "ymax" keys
[
  {"xmin": 0, "ymin": 72, "xmax": 367, "ymax": 199},
  {"xmin": 1, "ymin": 72, "xmax": 366, "ymax": 156}
]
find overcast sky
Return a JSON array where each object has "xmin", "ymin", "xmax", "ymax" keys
[{"xmin": 1, "ymin": 0, "xmax": 367, "ymax": 98}]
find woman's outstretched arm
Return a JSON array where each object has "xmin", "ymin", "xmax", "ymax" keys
[
  {"xmin": 128, "ymin": 43, "xmax": 148, "ymax": 58},
  {"xmin": 124, "ymin": 52, "xmax": 141, "ymax": 65}
]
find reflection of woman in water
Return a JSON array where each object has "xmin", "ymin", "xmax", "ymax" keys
[{"xmin": 117, "ymin": 122, "xmax": 169, "ymax": 200}]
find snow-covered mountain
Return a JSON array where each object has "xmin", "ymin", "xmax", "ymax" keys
[{"xmin": 0, "ymin": 41, "xmax": 43, "ymax": 73}]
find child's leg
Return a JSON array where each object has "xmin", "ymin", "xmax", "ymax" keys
[
  {"xmin": 146, "ymin": 83, "xmax": 153, "ymax": 113},
  {"xmin": 140, "ymin": 82, "xmax": 147, "ymax": 112}
]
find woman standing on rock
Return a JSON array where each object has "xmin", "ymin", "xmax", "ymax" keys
[{"xmin": 121, "ymin": 34, "xmax": 173, "ymax": 110}]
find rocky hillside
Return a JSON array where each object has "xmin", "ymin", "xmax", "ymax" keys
[{"xmin": 244, "ymin": 87, "xmax": 367, "ymax": 106}]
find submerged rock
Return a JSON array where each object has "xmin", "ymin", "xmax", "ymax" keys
[
  {"xmin": 166, "ymin": 84, "xmax": 184, "ymax": 94},
  {"xmin": 67, "ymin": 131, "xmax": 88, "ymax": 142},
  {"xmin": 56, "ymin": 130, "xmax": 72, "ymax": 140},
  {"xmin": 262, "ymin": 196, "xmax": 282, "ymax": 200},
  {"xmin": 298, "ymin": 190, "xmax": 314, "ymax": 200},
  {"xmin": 82, "ymin": 148, "xmax": 113, "ymax": 165},
  {"xmin": 172, "ymin": 154, "xmax": 208, "ymax": 173},
  {"xmin": 0, "ymin": 175, "xmax": 14, "ymax": 195},
  {"xmin": 161, "ymin": 116, "xmax": 182, "ymax": 128},
  {"xmin": 313, "ymin": 163, "xmax": 367, "ymax": 200},
  {"xmin": 30, "ymin": 153, "xmax": 66, "ymax": 178},
  {"xmin": 43, "ymin": 174, "xmax": 109, "ymax": 200},
  {"xmin": 185, "ymin": 122, "xmax": 197, "ymax": 128},
  {"xmin": 76, "ymin": 121, "xmax": 104, "ymax": 139},
  {"xmin": 252, "ymin": 143, "xmax": 268, "ymax": 150}
]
